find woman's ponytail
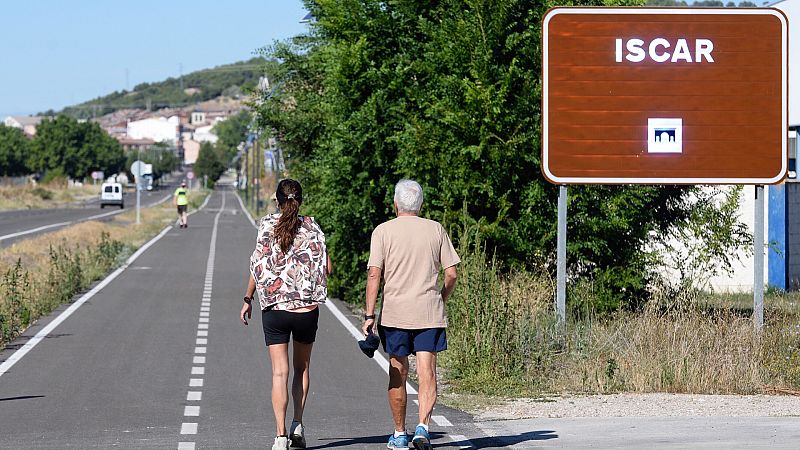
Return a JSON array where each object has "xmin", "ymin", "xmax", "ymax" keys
[{"xmin": 273, "ymin": 179, "xmax": 303, "ymax": 253}]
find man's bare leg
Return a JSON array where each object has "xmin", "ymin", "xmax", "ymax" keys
[
  {"xmin": 388, "ymin": 355, "xmax": 409, "ymax": 433},
  {"xmin": 415, "ymin": 351, "xmax": 437, "ymax": 426}
]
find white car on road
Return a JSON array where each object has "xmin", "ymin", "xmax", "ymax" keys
[{"xmin": 100, "ymin": 181, "xmax": 124, "ymax": 209}]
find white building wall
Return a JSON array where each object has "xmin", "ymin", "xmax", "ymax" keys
[
  {"xmin": 657, "ymin": 186, "xmax": 768, "ymax": 293},
  {"xmin": 704, "ymin": 186, "xmax": 769, "ymax": 293},
  {"xmin": 3, "ymin": 117, "xmax": 21, "ymax": 128},
  {"xmin": 127, "ymin": 116, "xmax": 180, "ymax": 144},
  {"xmin": 193, "ymin": 125, "xmax": 218, "ymax": 144}
]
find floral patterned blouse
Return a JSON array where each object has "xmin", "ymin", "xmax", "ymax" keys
[{"xmin": 249, "ymin": 214, "xmax": 328, "ymax": 311}]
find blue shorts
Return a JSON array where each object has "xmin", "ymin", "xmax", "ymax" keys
[{"xmin": 378, "ymin": 326, "xmax": 447, "ymax": 357}]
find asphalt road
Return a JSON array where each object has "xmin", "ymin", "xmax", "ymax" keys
[
  {"xmin": 0, "ymin": 185, "xmax": 488, "ymax": 450},
  {"xmin": 0, "ymin": 186, "xmax": 172, "ymax": 248},
  {"xmin": 475, "ymin": 416, "xmax": 800, "ymax": 449}
]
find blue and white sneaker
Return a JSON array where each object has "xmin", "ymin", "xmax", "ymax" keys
[
  {"xmin": 412, "ymin": 425, "xmax": 431, "ymax": 450},
  {"xmin": 387, "ymin": 432, "xmax": 409, "ymax": 449}
]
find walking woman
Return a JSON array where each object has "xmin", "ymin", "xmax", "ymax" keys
[{"xmin": 240, "ymin": 179, "xmax": 329, "ymax": 450}]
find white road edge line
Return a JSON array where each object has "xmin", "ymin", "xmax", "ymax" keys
[
  {"xmin": 235, "ymin": 189, "xmax": 257, "ymax": 227},
  {"xmin": 0, "ymin": 221, "xmax": 71, "ymax": 242},
  {"xmin": 0, "ymin": 189, "xmax": 207, "ymax": 378},
  {"xmin": 0, "ymin": 193, "xmax": 172, "ymax": 243},
  {"xmin": 236, "ymin": 190, "xmax": 418, "ymax": 395},
  {"xmin": 322, "ymin": 301, "xmax": 418, "ymax": 395},
  {"xmin": 0, "ymin": 225, "xmax": 173, "ymax": 377}
]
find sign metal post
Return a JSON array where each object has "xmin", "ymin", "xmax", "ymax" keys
[
  {"xmin": 557, "ymin": 185, "xmax": 567, "ymax": 333},
  {"xmin": 131, "ymin": 160, "xmax": 146, "ymax": 225}
]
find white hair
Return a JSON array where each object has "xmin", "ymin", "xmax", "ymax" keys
[{"xmin": 394, "ymin": 179, "xmax": 423, "ymax": 213}]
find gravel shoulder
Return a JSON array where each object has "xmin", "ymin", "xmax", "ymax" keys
[{"xmin": 469, "ymin": 393, "xmax": 800, "ymax": 421}]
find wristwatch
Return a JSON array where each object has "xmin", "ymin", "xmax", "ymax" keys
[
  {"xmin": 364, "ymin": 314, "xmax": 375, "ymax": 320},
  {"xmin": 243, "ymin": 296, "xmax": 253, "ymax": 304}
]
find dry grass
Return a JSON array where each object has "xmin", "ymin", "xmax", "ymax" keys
[
  {"xmin": 0, "ymin": 181, "xmax": 100, "ymax": 210},
  {"xmin": 442, "ymin": 234, "xmax": 800, "ymax": 397},
  {"xmin": 0, "ymin": 190, "xmax": 207, "ymax": 347},
  {"xmin": 552, "ymin": 309, "xmax": 764, "ymax": 394}
]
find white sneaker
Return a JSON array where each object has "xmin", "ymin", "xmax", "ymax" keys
[
  {"xmin": 289, "ymin": 421, "xmax": 306, "ymax": 448},
  {"xmin": 272, "ymin": 435, "xmax": 289, "ymax": 450}
]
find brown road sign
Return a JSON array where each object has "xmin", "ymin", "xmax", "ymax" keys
[{"xmin": 542, "ymin": 8, "xmax": 788, "ymax": 185}]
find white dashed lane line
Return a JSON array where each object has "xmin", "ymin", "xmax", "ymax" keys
[
  {"xmin": 432, "ymin": 415, "xmax": 453, "ymax": 427},
  {"xmin": 450, "ymin": 435, "xmax": 472, "ymax": 449},
  {"xmin": 178, "ymin": 191, "xmax": 225, "ymax": 450}
]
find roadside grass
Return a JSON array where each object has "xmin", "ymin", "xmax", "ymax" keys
[
  {"xmin": 0, "ymin": 180, "xmax": 100, "ymax": 210},
  {"xmin": 0, "ymin": 190, "xmax": 207, "ymax": 349},
  {"xmin": 440, "ymin": 232, "xmax": 800, "ymax": 402}
]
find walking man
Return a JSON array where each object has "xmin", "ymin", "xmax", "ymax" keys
[
  {"xmin": 362, "ymin": 179, "xmax": 460, "ymax": 450},
  {"xmin": 174, "ymin": 181, "xmax": 189, "ymax": 228}
]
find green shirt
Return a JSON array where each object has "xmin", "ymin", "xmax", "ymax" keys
[{"xmin": 174, "ymin": 187, "xmax": 189, "ymax": 206}]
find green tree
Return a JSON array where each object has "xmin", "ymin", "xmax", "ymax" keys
[
  {"xmin": 0, "ymin": 125, "xmax": 30, "ymax": 176},
  {"xmin": 213, "ymin": 110, "xmax": 252, "ymax": 165},
  {"xmin": 256, "ymin": 0, "xmax": 749, "ymax": 310},
  {"xmin": 193, "ymin": 142, "xmax": 225, "ymax": 188},
  {"xmin": 30, "ymin": 115, "xmax": 124, "ymax": 181}
]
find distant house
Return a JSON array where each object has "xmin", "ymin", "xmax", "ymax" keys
[
  {"xmin": 3, "ymin": 115, "xmax": 44, "ymax": 136},
  {"xmin": 127, "ymin": 116, "xmax": 180, "ymax": 144},
  {"xmin": 190, "ymin": 112, "xmax": 206, "ymax": 125},
  {"xmin": 183, "ymin": 139, "xmax": 201, "ymax": 165},
  {"xmin": 193, "ymin": 124, "xmax": 219, "ymax": 144},
  {"xmin": 116, "ymin": 136, "xmax": 156, "ymax": 154},
  {"xmin": 103, "ymin": 122, "xmax": 129, "ymax": 138}
]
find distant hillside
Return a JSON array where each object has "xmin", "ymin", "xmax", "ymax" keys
[{"xmin": 57, "ymin": 58, "xmax": 266, "ymax": 119}]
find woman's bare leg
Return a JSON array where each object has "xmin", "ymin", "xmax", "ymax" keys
[
  {"xmin": 268, "ymin": 343, "xmax": 290, "ymax": 435},
  {"xmin": 291, "ymin": 341, "xmax": 314, "ymax": 421}
]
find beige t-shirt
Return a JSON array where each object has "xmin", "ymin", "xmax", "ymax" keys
[{"xmin": 367, "ymin": 215, "xmax": 460, "ymax": 329}]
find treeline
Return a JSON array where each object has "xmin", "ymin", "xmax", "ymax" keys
[
  {"xmin": 0, "ymin": 116, "xmax": 124, "ymax": 182},
  {"xmin": 255, "ymin": 0, "xmax": 749, "ymax": 310},
  {"xmin": 57, "ymin": 58, "xmax": 266, "ymax": 120}
]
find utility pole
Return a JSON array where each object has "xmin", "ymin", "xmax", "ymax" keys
[
  {"xmin": 136, "ymin": 147, "xmax": 141, "ymax": 225},
  {"xmin": 255, "ymin": 138, "xmax": 260, "ymax": 216},
  {"xmin": 251, "ymin": 139, "xmax": 256, "ymax": 211},
  {"xmin": 244, "ymin": 145, "xmax": 249, "ymax": 204}
]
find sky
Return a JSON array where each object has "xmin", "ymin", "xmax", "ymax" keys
[{"xmin": 0, "ymin": 0, "xmax": 308, "ymax": 118}]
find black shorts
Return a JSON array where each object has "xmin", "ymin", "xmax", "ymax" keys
[
  {"xmin": 177, "ymin": 205, "xmax": 187, "ymax": 214},
  {"xmin": 262, "ymin": 307, "xmax": 320, "ymax": 346}
]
